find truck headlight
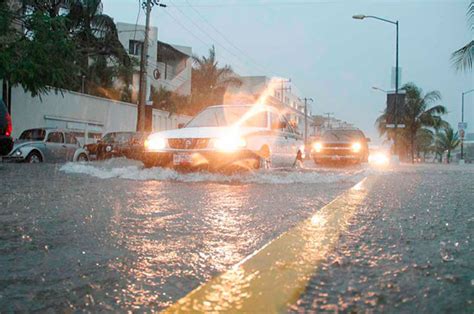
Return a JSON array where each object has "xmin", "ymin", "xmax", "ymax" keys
[
  {"xmin": 351, "ymin": 142, "xmax": 362, "ymax": 153},
  {"xmin": 145, "ymin": 135, "xmax": 166, "ymax": 151},
  {"xmin": 211, "ymin": 136, "xmax": 246, "ymax": 152},
  {"xmin": 312, "ymin": 142, "xmax": 322, "ymax": 153}
]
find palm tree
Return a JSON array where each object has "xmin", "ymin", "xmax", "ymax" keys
[
  {"xmin": 190, "ymin": 46, "xmax": 241, "ymax": 115},
  {"xmin": 436, "ymin": 125, "xmax": 460, "ymax": 163},
  {"xmin": 376, "ymin": 82, "xmax": 447, "ymax": 162},
  {"xmin": 20, "ymin": 0, "xmax": 131, "ymax": 94},
  {"xmin": 451, "ymin": 1, "xmax": 473, "ymax": 71},
  {"xmin": 416, "ymin": 128, "xmax": 434, "ymax": 161}
]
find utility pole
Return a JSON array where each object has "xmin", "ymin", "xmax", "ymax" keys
[
  {"xmin": 394, "ymin": 20, "xmax": 400, "ymax": 159},
  {"xmin": 277, "ymin": 78, "xmax": 291, "ymax": 104},
  {"xmin": 302, "ymin": 98, "xmax": 314, "ymax": 154},
  {"xmin": 137, "ymin": 0, "xmax": 166, "ymax": 132},
  {"xmin": 324, "ymin": 112, "xmax": 334, "ymax": 129},
  {"xmin": 461, "ymin": 89, "xmax": 474, "ymax": 161}
]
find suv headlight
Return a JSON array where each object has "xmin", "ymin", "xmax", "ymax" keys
[
  {"xmin": 312, "ymin": 142, "xmax": 322, "ymax": 153},
  {"xmin": 145, "ymin": 135, "xmax": 167, "ymax": 151},
  {"xmin": 351, "ymin": 142, "xmax": 362, "ymax": 153},
  {"xmin": 211, "ymin": 136, "xmax": 247, "ymax": 152}
]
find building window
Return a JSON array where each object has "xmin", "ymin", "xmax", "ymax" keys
[{"xmin": 129, "ymin": 40, "xmax": 143, "ymax": 56}]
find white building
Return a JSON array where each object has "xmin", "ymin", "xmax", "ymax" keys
[{"xmin": 116, "ymin": 22, "xmax": 192, "ymax": 102}]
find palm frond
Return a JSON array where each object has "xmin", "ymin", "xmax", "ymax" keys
[{"xmin": 451, "ymin": 40, "xmax": 474, "ymax": 72}]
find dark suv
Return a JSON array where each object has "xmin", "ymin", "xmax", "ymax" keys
[
  {"xmin": 0, "ymin": 99, "xmax": 13, "ymax": 156},
  {"xmin": 311, "ymin": 128, "xmax": 369, "ymax": 165}
]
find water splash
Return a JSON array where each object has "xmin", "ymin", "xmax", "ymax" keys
[{"xmin": 60, "ymin": 158, "xmax": 366, "ymax": 185}]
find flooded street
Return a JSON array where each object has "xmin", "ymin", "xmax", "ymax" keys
[
  {"xmin": 0, "ymin": 160, "xmax": 363, "ymax": 311},
  {"xmin": 1, "ymin": 161, "xmax": 472, "ymax": 312},
  {"xmin": 291, "ymin": 164, "xmax": 474, "ymax": 313}
]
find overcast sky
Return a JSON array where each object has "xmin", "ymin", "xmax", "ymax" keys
[{"xmin": 103, "ymin": 0, "xmax": 473, "ymax": 142}]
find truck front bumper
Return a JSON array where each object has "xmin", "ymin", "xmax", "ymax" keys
[{"xmin": 144, "ymin": 149, "xmax": 260, "ymax": 170}]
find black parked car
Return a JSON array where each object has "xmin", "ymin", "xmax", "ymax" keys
[
  {"xmin": 84, "ymin": 131, "xmax": 136, "ymax": 160},
  {"xmin": 0, "ymin": 99, "xmax": 13, "ymax": 157}
]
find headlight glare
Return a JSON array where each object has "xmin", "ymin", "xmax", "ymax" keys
[
  {"xmin": 352, "ymin": 142, "xmax": 362, "ymax": 153},
  {"xmin": 145, "ymin": 136, "xmax": 166, "ymax": 151},
  {"xmin": 212, "ymin": 136, "xmax": 246, "ymax": 152},
  {"xmin": 313, "ymin": 142, "xmax": 322, "ymax": 153}
]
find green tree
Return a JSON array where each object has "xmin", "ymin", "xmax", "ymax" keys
[
  {"xmin": 150, "ymin": 86, "xmax": 190, "ymax": 115},
  {"xmin": 436, "ymin": 125, "xmax": 460, "ymax": 163},
  {"xmin": 0, "ymin": 2, "xmax": 78, "ymax": 96},
  {"xmin": 376, "ymin": 82, "xmax": 447, "ymax": 162},
  {"xmin": 415, "ymin": 128, "xmax": 434, "ymax": 161},
  {"xmin": 3, "ymin": 0, "xmax": 132, "ymax": 98},
  {"xmin": 451, "ymin": 1, "xmax": 473, "ymax": 71},
  {"xmin": 65, "ymin": 0, "xmax": 131, "ymax": 94},
  {"xmin": 190, "ymin": 46, "xmax": 241, "ymax": 115}
]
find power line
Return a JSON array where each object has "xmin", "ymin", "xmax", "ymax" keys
[
  {"xmin": 166, "ymin": 0, "xmax": 264, "ymax": 75},
  {"xmin": 168, "ymin": 1, "xmax": 340, "ymax": 7},
  {"xmin": 161, "ymin": 8, "xmax": 249, "ymax": 75},
  {"xmin": 182, "ymin": 0, "xmax": 274, "ymax": 76}
]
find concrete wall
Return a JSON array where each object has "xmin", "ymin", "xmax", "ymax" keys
[{"xmin": 9, "ymin": 86, "xmax": 191, "ymax": 144}]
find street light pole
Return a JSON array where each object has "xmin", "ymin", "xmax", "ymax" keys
[
  {"xmin": 302, "ymin": 98, "xmax": 314, "ymax": 152},
  {"xmin": 353, "ymin": 14, "xmax": 400, "ymax": 159},
  {"xmin": 461, "ymin": 89, "xmax": 474, "ymax": 160}
]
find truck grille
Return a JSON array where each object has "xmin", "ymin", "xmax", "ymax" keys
[
  {"xmin": 323, "ymin": 143, "xmax": 352, "ymax": 148},
  {"xmin": 322, "ymin": 148, "xmax": 353, "ymax": 156},
  {"xmin": 168, "ymin": 138, "xmax": 209, "ymax": 149}
]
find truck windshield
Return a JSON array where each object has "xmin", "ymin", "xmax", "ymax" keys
[
  {"xmin": 186, "ymin": 106, "xmax": 267, "ymax": 128},
  {"xmin": 19, "ymin": 129, "xmax": 46, "ymax": 141},
  {"xmin": 322, "ymin": 130, "xmax": 364, "ymax": 141}
]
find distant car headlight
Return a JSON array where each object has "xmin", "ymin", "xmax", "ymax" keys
[
  {"xmin": 312, "ymin": 142, "xmax": 322, "ymax": 153},
  {"xmin": 351, "ymin": 142, "xmax": 362, "ymax": 153},
  {"xmin": 369, "ymin": 152, "xmax": 389, "ymax": 165},
  {"xmin": 105, "ymin": 145, "xmax": 112, "ymax": 152},
  {"xmin": 145, "ymin": 135, "xmax": 167, "ymax": 151},
  {"xmin": 211, "ymin": 136, "xmax": 247, "ymax": 152}
]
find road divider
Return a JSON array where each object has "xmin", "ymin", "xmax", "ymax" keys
[{"xmin": 163, "ymin": 177, "xmax": 375, "ymax": 313}]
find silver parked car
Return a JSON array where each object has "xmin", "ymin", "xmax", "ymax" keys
[{"xmin": 4, "ymin": 128, "xmax": 89, "ymax": 163}]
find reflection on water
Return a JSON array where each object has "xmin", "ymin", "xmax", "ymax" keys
[
  {"xmin": 0, "ymin": 163, "xmax": 355, "ymax": 312},
  {"xmin": 104, "ymin": 182, "xmax": 259, "ymax": 310},
  {"xmin": 164, "ymin": 178, "xmax": 371, "ymax": 313}
]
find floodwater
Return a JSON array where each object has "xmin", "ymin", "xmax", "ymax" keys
[
  {"xmin": 0, "ymin": 159, "xmax": 364, "ymax": 311},
  {"xmin": 290, "ymin": 164, "xmax": 474, "ymax": 313}
]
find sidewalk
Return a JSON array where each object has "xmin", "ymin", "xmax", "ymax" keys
[{"xmin": 290, "ymin": 164, "xmax": 474, "ymax": 313}]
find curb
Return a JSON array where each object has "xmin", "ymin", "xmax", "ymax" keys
[{"xmin": 163, "ymin": 177, "xmax": 374, "ymax": 313}]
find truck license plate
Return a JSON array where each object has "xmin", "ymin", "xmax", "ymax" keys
[{"xmin": 173, "ymin": 153, "xmax": 192, "ymax": 165}]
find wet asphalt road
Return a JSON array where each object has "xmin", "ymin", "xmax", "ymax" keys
[
  {"xmin": 0, "ymin": 160, "xmax": 362, "ymax": 311},
  {"xmin": 1, "ymin": 161, "xmax": 472, "ymax": 312},
  {"xmin": 291, "ymin": 164, "xmax": 474, "ymax": 313}
]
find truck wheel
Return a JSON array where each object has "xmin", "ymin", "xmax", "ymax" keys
[{"xmin": 26, "ymin": 151, "xmax": 42, "ymax": 163}]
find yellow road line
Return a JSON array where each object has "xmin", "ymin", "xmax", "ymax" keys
[{"xmin": 163, "ymin": 177, "xmax": 374, "ymax": 313}]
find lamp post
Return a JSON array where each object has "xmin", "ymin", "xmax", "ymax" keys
[
  {"xmin": 372, "ymin": 86, "xmax": 389, "ymax": 93},
  {"xmin": 461, "ymin": 89, "xmax": 474, "ymax": 161},
  {"xmin": 302, "ymin": 97, "xmax": 313, "ymax": 156},
  {"xmin": 354, "ymin": 14, "xmax": 400, "ymax": 158}
]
